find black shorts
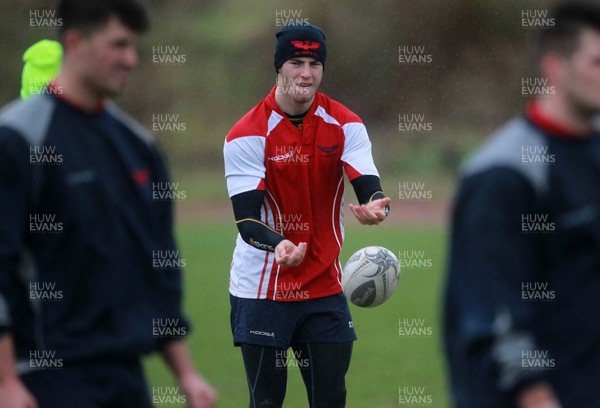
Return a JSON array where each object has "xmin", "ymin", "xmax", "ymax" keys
[{"xmin": 230, "ymin": 292, "xmax": 357, "ymax": 349}]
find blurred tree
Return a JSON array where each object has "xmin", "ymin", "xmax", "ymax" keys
[{"xmin": 0, "ymin": 0, "xmax": 567, "ymax": 177}]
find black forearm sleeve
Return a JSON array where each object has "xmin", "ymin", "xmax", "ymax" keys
[
  {"xmin": 350, "ymin": 175, "xmax": 384, "ymax": 204},
  {"xmin": 351, "ymin": 175, "xmax": 390, "ymax": 217},
  {"xmin": 231, "ymin": 190, "xmax": 285, "ymax": 252}
]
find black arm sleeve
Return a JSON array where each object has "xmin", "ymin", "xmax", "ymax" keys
[
  {"xmin": 231, "ymin": 190, "xmax": 286, "ymax": 252},
  {"xmin": 350, "ymin": 175, "xmax": 389, "ymax": 215}
]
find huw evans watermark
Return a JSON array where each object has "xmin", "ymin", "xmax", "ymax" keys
[
  {"xmin": 522, "ymin": 10, "xmax": 555, "ymax": 29},
  {"xmin": 398, "ymin": 318, "xmax": 433, "ymax": 338},
  {"xmin": 275, "ymin": 348, "xmax": 310, "ymax": 369},
  {"xmin": 398, "ymin": 250, "xmax": 433, "ymax": 270},
  {"xmin": 152, "ymin": 386, "xmax": 186, "ymax": 406},
  {"xmin": 152, "ymin": 318, "xmax": 187, "ymax": 338},
  {"xmin": 275, "ymin": 9, "xmax": 309, "ymax": 27},
  {"xmin": 398, "ymin": 46, "xmax": 432, "ymax": 65},
  {"xmin": 398, "ymin": 386, "xmax": 433, "ymax": 405},
  {"xmin": 521, "ymin": 282, "xmax": 555, "ymax": 302},
  {"xmin": 398, "ymin": 114, "xmax": 432, "ymax": 133}
]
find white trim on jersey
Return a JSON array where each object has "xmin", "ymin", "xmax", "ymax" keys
[
  {"xmin": 256, "ymin": 201, "xmax": 275, "ymax": 298},
  {"xmin": 267, "ymin": 111, "xmax": 284, "ymax": 136},
  {"xmin": 223, "ymin": 136, "xmax": 266, "ymax": 197},
  {"xmin": 331, "ymin": 175, "xmax": 344, "ymax": 251},
  {"xmin": 341, "ymin": 122, "xmax": 380, "ymax": 177},
  {"xmin": 314, "ymin": 105, "xmax": 341, "ymax": 126},
  {"xmin": 332, "ymin": 175, "xmax": 345, "ymax": 286},
  {"xmin": 334, "ymin": 255, "xmax": 343, "ymax": 287},
  {"xmin": 266, "ymin": 188, "xmax": 283, "ymax": 301}
]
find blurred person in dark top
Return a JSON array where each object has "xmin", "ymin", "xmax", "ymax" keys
[
  {"xmin": 444, "ymin": 3, "xmax": 600, "ymax": 408},
  {"xmin": 0, "ymin": 0, "xmax": 217, "ymax": 406}
]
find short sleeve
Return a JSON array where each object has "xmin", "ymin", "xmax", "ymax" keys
[
  {"xmin": 223, "ymin": 136, "xmax": 266, "ymax": 197},
  {"xmin": 341, "ymin": 122, "xmax": 379, "ymax": 181}
]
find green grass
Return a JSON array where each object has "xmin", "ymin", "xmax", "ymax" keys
[{"xmin": 143, "ymin": 220, "xmax": 449, "ymax": 407}]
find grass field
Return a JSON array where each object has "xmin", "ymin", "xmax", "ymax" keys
[{"xmin": 143, "ymin": 219, "xmax": 449, "ymax": 407}]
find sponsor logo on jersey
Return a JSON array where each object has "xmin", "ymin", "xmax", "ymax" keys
[
  {"xmin": 317, "ymin": 144, "xmax": 339, "ymax": 156},
  {"xmin": 267, "ymin": 151, "xmax": 295, "ymax": 162},
  {"xmin": 268, "ymin": 146, "xmax": 310, "ymax": 164}
]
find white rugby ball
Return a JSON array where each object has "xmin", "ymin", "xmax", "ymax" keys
[{"xmin": 342, "ymin": 246, "xmax": 400, "ymax": 307}]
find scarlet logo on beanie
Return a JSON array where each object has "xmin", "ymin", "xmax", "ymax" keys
[
  {"xmin": 291, "ymin": 40, "xmax": 321, "ymax": 51},
  {"xmin": 274, "ymin": 23, "xmax": 327, "ymax": 72}
]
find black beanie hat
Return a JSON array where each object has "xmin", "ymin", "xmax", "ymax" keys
[{"xmin": 274, "ymin": 23, "xmax": 327, "ymax": 72}]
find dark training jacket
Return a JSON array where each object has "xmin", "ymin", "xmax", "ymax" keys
[
  {"xmin": 0, "ymin": 92, "xmax": 189, "ymax": 371},
  {"xmin": 444, "ymin": 107, "xmax": 600, "ymax": 408}
]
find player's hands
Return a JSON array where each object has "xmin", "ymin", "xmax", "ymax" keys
[
  {"xmin": 0, "ymin": 377, "xmax": 38, "ymax": 408},
  {"xmin": 179, "ymin": 371, "xmax": 218, "ymax": 408},
  {"xmin": 349, "ymin": 197, "xmax": 391, "ymax": 225},
  {"xmin": 517, "ymin": 383, "xmax": 562, "ymax": 408},
  {"xmin": 275, "ymin": 240, "xmax": 307, "ymax": 266}
]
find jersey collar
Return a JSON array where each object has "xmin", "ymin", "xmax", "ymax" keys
[
  {"xmin": 266, "ymin": 86, "xmax": 320, "ymax": 119},
  {"xmin": 525, "ymin": 100, "xmax": 593, "ymax": 140},
  {"xmin": 47, "ymin": 80, "xmax": 106, "ymax": 114}
]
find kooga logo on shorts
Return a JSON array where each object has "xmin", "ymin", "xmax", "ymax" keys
[{"xmin": 250, "ymin": 330, "xmax": 275, "ymax": 338}]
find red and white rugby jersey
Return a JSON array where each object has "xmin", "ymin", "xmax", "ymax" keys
[{"xmin": 224, "ymin": 87, "xmax": 379, "ymax": 301}]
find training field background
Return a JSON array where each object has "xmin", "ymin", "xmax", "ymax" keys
[{"xmin": 144, "ymin": 218, "xmax": 447, "ymax": 408}]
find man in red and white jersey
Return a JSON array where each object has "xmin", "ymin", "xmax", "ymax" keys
[{"xmin": 223, "ymin": 22, "xmax": 391, "ymax": 408}]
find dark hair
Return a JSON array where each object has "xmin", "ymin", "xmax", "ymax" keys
[
  {"xmin": 536, "ymin": 2, "xmax": 600, "ymax": 59},
  {"xmin": 57, "ymin": 0, "xmax": 149, "ymax": 36}
]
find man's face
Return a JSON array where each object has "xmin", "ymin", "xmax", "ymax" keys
[
  {"xmin": 562, "ymin": 28, "xmax": 600, "ymax": 115},
  {"xmin": 276, "ymin": 57, "xmax": 323, "ymax": 104},
  {"xmin": 71, "ymin": 16, "xmax": 140, "ymax": 97}
]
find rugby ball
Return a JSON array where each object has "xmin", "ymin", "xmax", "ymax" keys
[{"xmin": 342, "ymin": 246, "xmax": 400, "ymax": 307}]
